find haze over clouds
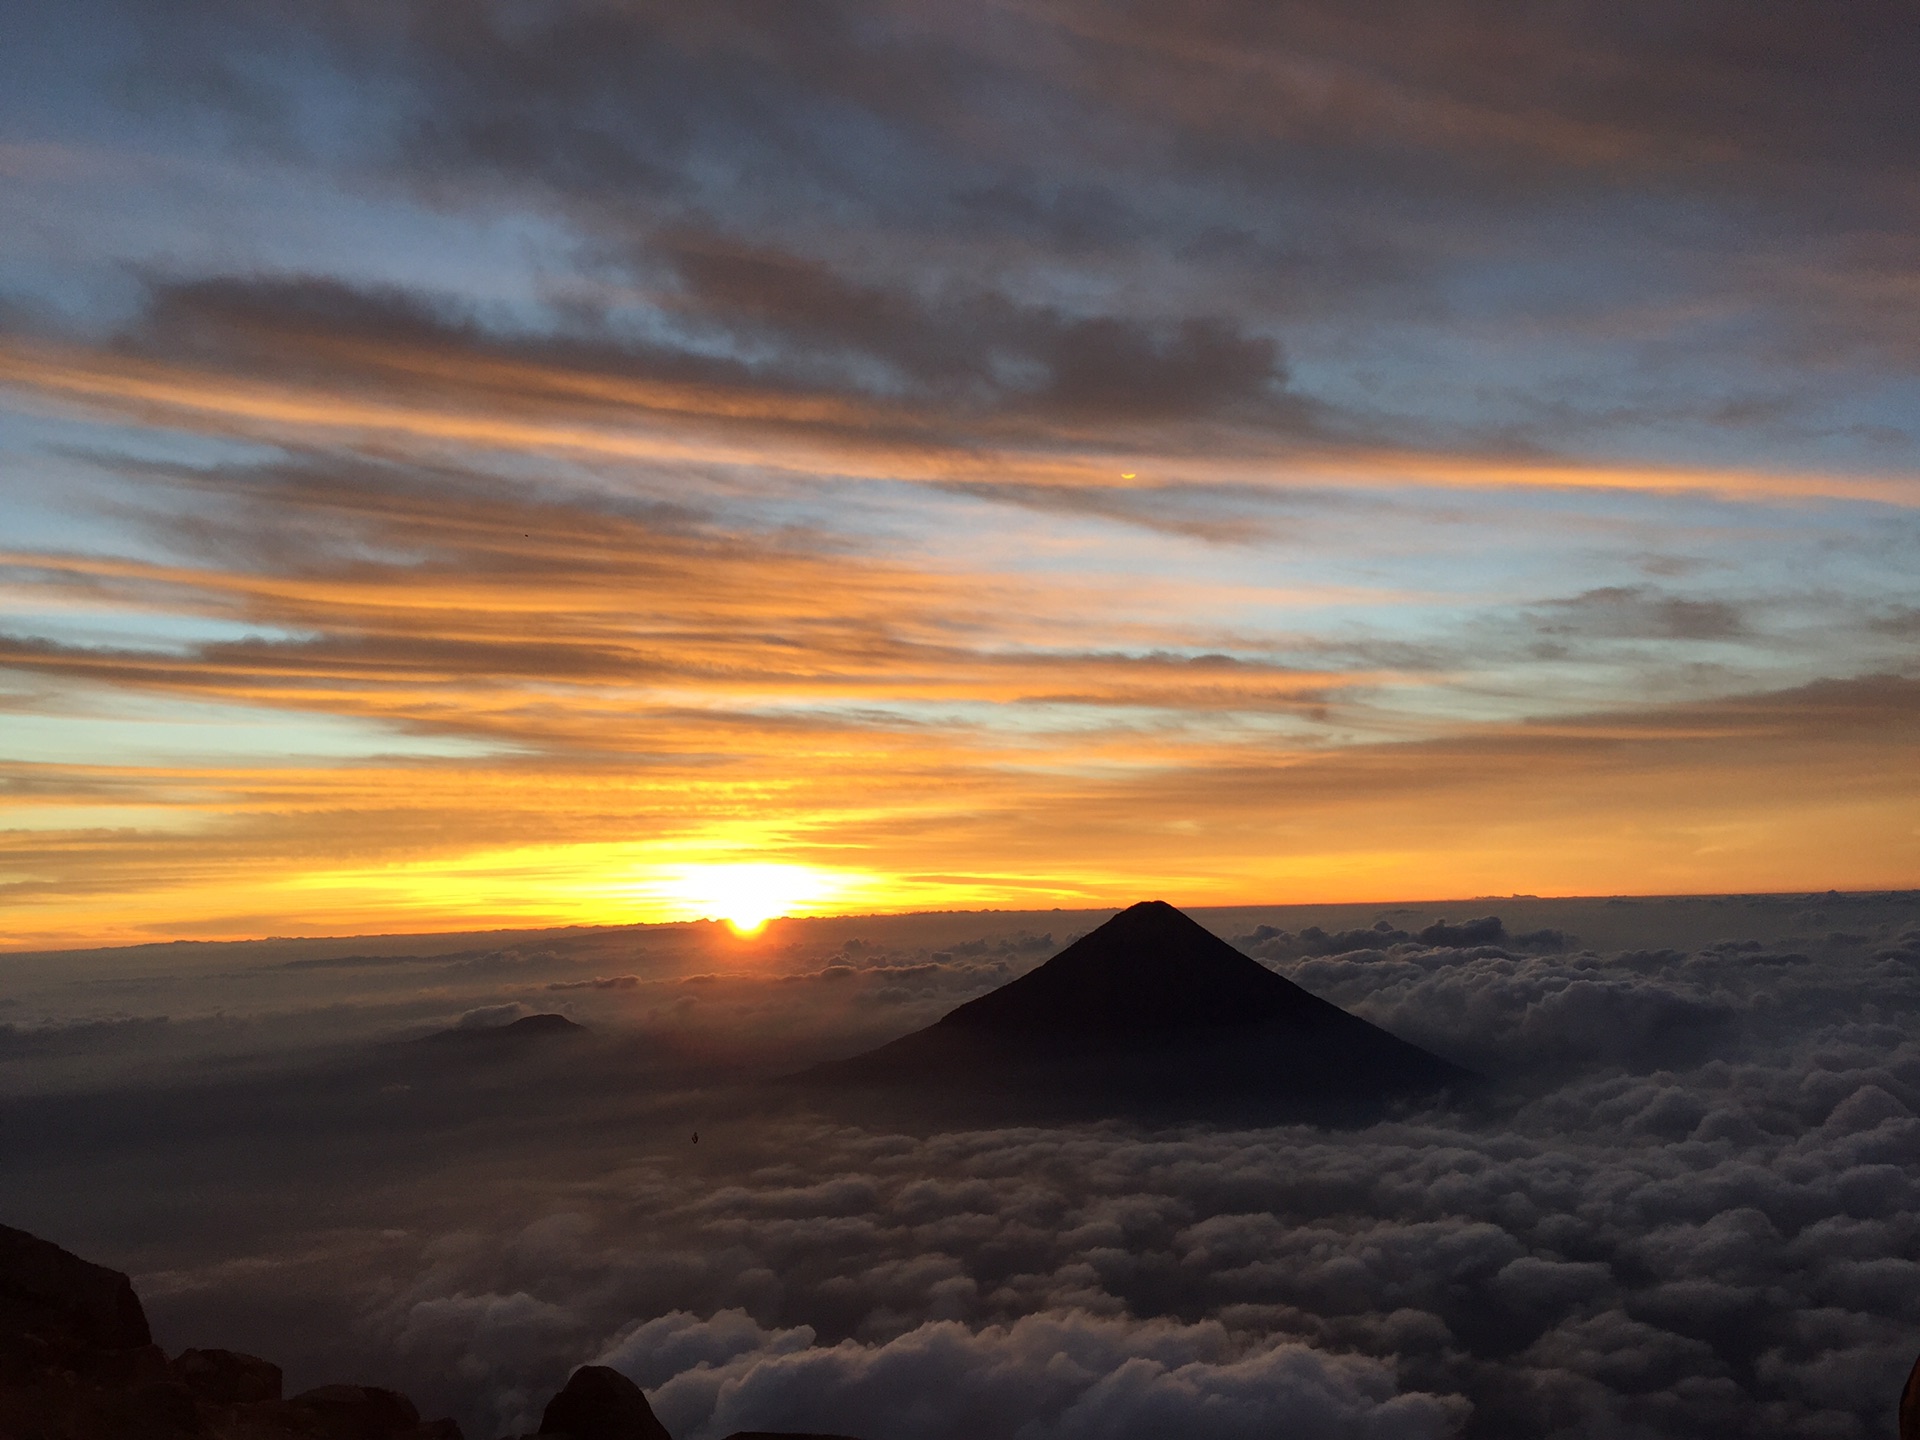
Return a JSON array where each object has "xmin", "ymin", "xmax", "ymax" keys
[
  {"xmin": 2, "ymin": 1, "xmax": 1919, "ymax": 942},
  {"xmin": 3, "ymin": 896, "xmax": 1919, "ymax": 1438}
]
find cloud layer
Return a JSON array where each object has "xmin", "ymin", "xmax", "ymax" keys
[{"xmin": 5, "ymin": 897, "xmax": 1920, "ymax": 1438}]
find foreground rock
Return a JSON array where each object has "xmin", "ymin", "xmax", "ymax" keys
[
  {"xmin": 173, "ymin": 1348, "xmax": 283, "ymax": 1405},
  {"xmin": 511, "ymin": 1365, "xmax": 863, "ymax": 1440},
  {"xmin": 3, "ymin": 1224, "xmax": 867, "ymax": 1440},
  {"xmin": 534, "ymin": 1365, "xmax": 669, "ymax": 1440},
  {"xmin": 0, "ymin": 1222, "xmax": 461, "ymax": 1438}
]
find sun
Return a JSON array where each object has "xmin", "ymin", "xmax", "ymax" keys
[{"xmin": 659, "ymin": 862, "xmax": 836, "ymax": 935}]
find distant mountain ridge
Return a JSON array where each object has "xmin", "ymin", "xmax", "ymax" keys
[
  {"xmin": 803, "ymin": 900, "xmax": 1471, "ymax": 1122},
  {"xmin": 422, "ymin": 1013, "xmax": 585, "ymax": 1044}
]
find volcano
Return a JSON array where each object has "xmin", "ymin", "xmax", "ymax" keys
[{"xmin": 801, "ymin": 900, "xmax": 1471, "ymax": 1122}]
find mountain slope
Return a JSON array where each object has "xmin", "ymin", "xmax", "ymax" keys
[{"xmin": 802, "ymin": 900, "xmax": 1471, "ymax": 1122}]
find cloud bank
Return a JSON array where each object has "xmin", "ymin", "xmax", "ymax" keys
[{"xmin": 4, "ymin": 897, "xmax": 1919, "ymax": 1438}]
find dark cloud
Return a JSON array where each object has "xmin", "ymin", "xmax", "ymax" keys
[
  {"xmin": 142, "ymin": 1, "xmax": 1920, "ymax": 209},
  {"xmin": 1534, "ymin": 587, "xmax": 1751, "ymax": 644},
  {"xmin": 615, "ymin": 225, "xmax": 1294, "ymax": 423},
  {"xmin": 85, "ymin": 0, "xmax": 1919, "ymax": 469},
  {"xmin": 13, "ymin": 0, "xmax": 1919, "ymax": 550},
  {"xmin": 120, "ymin": 271, "xmax": 831, "ymax": 425},
  {"xmin": 1868, "ymin": 608, "xmax": 1920, "ymax": 638},
  {"xmin": 123, "ymin": 255, "xmax": 1298, "ymax": 440}
]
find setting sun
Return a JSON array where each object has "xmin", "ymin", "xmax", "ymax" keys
[{"xmin": 656, "ymin": 862, "xmax": 844, "ymax": 934}]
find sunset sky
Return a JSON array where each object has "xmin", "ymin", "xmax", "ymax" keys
[{"xmin": 3, "ymin": 1, "xmax": 1919, "ymax": 946}]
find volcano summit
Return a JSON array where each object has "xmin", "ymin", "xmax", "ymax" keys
[{"xmin": 803, "ymin": 900, "xmax": 1471, "ymax": 1122}]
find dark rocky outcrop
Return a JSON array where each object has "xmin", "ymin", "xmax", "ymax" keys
[
  {"xmin": 536, "ymin": 1365, "xmax": 670, "ymax": 1440},
  {"xmin": 801, "ymin": 899, "xmax": 1473, "ymax": 1123},
  {"xmin": 0, "ymin": 1222, "xmax": 462, "ymax": 1439},
  {"xmin": 0, "ymin": 1219, "xmax": 153, "ymax": 1361},
  {"xmin": 173, "ymin": 1347, "xmax": 283, "ymax": 1406},
  {"xmin": 492, "ymin": 1365, "xmax": 873, "ymax": 1440},
  {"xmin": 291, "ymin": 1381, "xmax": 459, "ymax": 1439},
  {"xmin": 1, "ymin": 1223, "xmax": 872, "ymax": 1440}
]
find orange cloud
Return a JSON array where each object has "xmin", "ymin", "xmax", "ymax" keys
[
  {"xmin": 5, "ymin": 336, "xmax": 1916, "ymax": 508},
  {"xmin": 3, "ymin": 325, "xmax": 1916, "ymax": 949},
  {"xmin": 5, "ymin": 672, "xmax": 1917, "ymax": 948}
]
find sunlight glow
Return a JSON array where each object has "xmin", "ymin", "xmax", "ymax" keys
[{"xmin": 657, "ymin": 862, "xmax": 845, "ymax": 934}]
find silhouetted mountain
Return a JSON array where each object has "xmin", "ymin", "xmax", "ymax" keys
[
  {"xmin": 423, "ymin": 1014, "xmax": 586, "ymax": 1045},
  {"xmin": 802, "ymin": 900, "xmax": 1472, "ymax": 1123}
]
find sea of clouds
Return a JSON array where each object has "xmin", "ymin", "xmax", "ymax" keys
[{"xmin": 5, "ymin": 896, "xmax": 1920, "ymax": 1439}]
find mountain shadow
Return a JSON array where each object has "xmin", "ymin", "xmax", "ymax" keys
[{"xmin": 797, "ymin": 900, "xmax": 1473, "ymax": 1125}]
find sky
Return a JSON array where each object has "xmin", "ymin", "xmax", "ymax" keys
[{"xmin": 3, "ymin": 1, "xmax": 1920, "ymax": 945}]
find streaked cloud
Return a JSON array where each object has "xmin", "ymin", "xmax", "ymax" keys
[{"xmin": 1, "ymin": 0, "xmax": 1917, "ymax": 942}]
